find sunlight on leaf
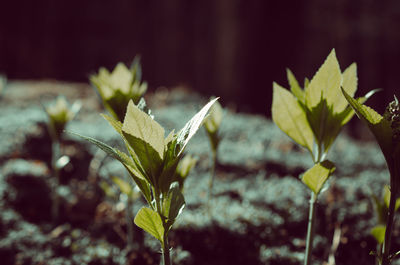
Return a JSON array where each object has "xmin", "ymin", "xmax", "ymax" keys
[
  {"xmin": 301, "ymin": 160, "xmax": 335, "ymax": 195},
  {"xmin": 134, "ymin": 207, "xmax": 164, "ymax": 244}
]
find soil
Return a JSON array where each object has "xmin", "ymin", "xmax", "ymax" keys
[{"xmin": 0, "ymin": 81, "xmax": 398, "ymax": 265}]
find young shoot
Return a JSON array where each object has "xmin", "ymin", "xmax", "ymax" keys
[
  {"xmin": 203, "ymin": 99, "xmax": 223, "ymax": 200},
  {"xmin": 272, "ymin": 49, "xmax": 375, "ymax": 265},
  {"xmin": 71, "ymin": 98, "xmax": 218, "ymax": 265},
  {"xmin": 44, "ymin": 96, "xmax": 81, "ymax": 222},
  {"xmin": 342, "ymin": 90, "xmax": 400, "ymax": 265},
  {"xmin": 90, "ymin": 56, "xmax": 147, "ymax": 122},
  {"xmin": 175, "ymin": 154, "xmax": 197, "ymax": 190}
]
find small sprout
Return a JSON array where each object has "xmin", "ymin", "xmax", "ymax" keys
[
  {"xmin": 176, "ymin": 154, "xmax": 197, "ymax": 189},
  {"xmin": 44, "ymin": 96, "xmax": 80, "ymax": 223},
  {"xmin": 203, "ymin": 99, "xmax": 223, "ymax": 201},
  {"xmin": 90, "ymin": 57, "xmax": 147, "ymax": 121},
  {"xmin": 204, "ymin": 99, "xmax": 223, "ymax": 151},
  {"xmin": 45, "ymin": 96, "xmax": 81, "ymax": 141}
]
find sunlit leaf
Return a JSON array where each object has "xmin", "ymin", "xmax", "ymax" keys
[
  {"xmin": 341, "ymin": 88, "xmax": 392, "ymax": 163},
  {"xmin": 371, "ymin": 225, "xmax": 386, "ymax": 245},
  {"xmin": 134, "ymin": 207, "xmax": 164, "ymax": 244},
  {"xmin": 272, "ymin": 82, "xmax": 314, "ymax": 153},
  {"xmin": 162, "ymin": 182, "xmax": 185, "ymax": 222},
  {"xmin": 68, "ymin": 131, "xmax": 152, "ymax": 204},
  {"xmin": 287, "ymin": 68, "xmax": 305, "ymax": 103},
  {"xmin": 301, "ymin": 160, "xmax": 336, "ymax": 195},
  {"xmin": 383, "ymin": 185, "xmax": 400, "ymax": 211},
  {"xmin": 176, "ymin": 98, "xmax": 219, "ymax": 156},
  {"xmin": 305, "ymin": 49, "xmax": 341, "ymax": 110}
]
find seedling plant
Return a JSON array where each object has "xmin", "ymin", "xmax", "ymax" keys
[
  {"xmin": 90, "ymin": 58, "xmax": 149, "ymax": 249},
  {"xmin": 44, "ymin": 96, "xmax": 81, "ymax": 222},
  {"xmin": 72, "ymin": 98, "xmax": 218, "ymax": 265},
  {"xmin": 272, "ymin": 49, "xmax": 375, "ymax": 265},
  {"xmin": 203, "ymin": 99, "xmax": 223, "ymax": 201},
  {"xmin": 342, "ymin": 90, "xmax": 400, "ymax": 265}
]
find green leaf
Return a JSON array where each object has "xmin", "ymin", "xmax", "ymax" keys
[
  {"xmin": 371, "ymin": 225, "xmax": 386, "ymax": 245},
  {"xmin": 302, "ymin": 160, "xmax": 336, "ymax": 195},
  {"xmin": 204, "ymin": 99, "xmax": 223, "ymax": 134},
  {"xmin": 338, "ymin": 63, "xmax": 358, "ymax": 112},
  {"xmin": 122, "ymin": 101, "xmax": 165, "ymax": 183},
  {"xmin": 134, "ymin": 207, "xmax": 164, "ymax": 244},
  {"xmin": 162, "ymin": 182, "xmax": 185, "ymax": 222},
  {"xmin": 341, "ymin": 88, "xmax": 393, "ymax": 164},
  {"xmin": 286, "ymin": 68, "xmax": 305, "ymax": 103},
  {"xmin": 111, "ymin": 176, "xmax": 132, "ymax": 196},
  {"xmin": 122, "ymin": 100, "xmax": 165, "ymax": 160},
  {"xmin": 176, "ymin": 98, "xmax": 219, "ymax": 156},
  {"xmin": 305, "ymin": 49, "xmax": 341, "ymax": 110},
  {"xmin": 383, "ymin": 185, "xmax": 400, "ymax": 211},
  {"xmin": 176, "ymin": 154, "xmax": 197, "ymax": 179},
  {"xmin": 68, "ymin": 131, "xmax": 152, "ymax": 204},
  {"xmin": 272, "ymin": 82, "xmax": 314, "ymax": 153}
]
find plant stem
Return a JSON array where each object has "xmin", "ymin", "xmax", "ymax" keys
[
  {"xmin": 208, "ymin": 148, "xmax": 217, "ymax": 202},
  {"xmin": 162, "ymin": 229, "xmax": 171, "ymax": 265},
  {"xmin": 382, "ymin": 189, "xmax": 397, "ymax": 265},
  {"xmin": 51, "ymin": 140, "xmax": 61, "ymax": 223},
  {"xmin": 304, "ymin": 191, "xmax": 317, "ymax": 265}
]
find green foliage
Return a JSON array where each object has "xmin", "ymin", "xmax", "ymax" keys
[
  {"xmin": 204, "ymin": 99, "xmax": 223, "ymax": 151},
  {"xmin": 71, "ymin": 98, "xmax": 218, "ymax": 248},
  {"xmin": 90, "ymin": 57, "xmax": 147, "ymax": 121},
  {"xmin": 273, "ymin": 49, "xmax": 373, "ymax": 159},
  {"xmin": 45, "ymin": 96, "xmax": 81, "ymax": 141},
  {"xmin": 134, "ymin": 207, "xmax": 165, "ymax": 244},
  {"xmin": 176, "ymin": 154, "xmax": 197, "ymax": 189},
  {"xmin": 371, "ymin": 186, "xmax": 400, "ymax": 245},
  {"xmin": 301, "ymin": 160, "xmax": 335, "ymax": 195}
]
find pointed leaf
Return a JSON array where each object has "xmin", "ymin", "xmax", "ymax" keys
[
  {"xmin": 383, "ymin": 185, "xmax": 400, "ymax": 211},
  {"xmin": 134, "ymin": 207, "xmax": 164, "ymax": 244},
  {"xmin": 272, "ymin": 82, "xmax": 314, "ymax": 152},
  {"xmin": 162, "ymin": 182, "xmax": 185, "ymax": 221},
  {"xmin": 176, "ymin": 98, "xmax": 219, "ymax": 156},
  {"xmin": 341, "ymin": 88, "xmax": 393, "ymax": 162},
  {"xmin": 122, "ymin": 100, "xmax": 165, "ymax": 160},
  {"xmin": 302, "ymin": 160, "xmax": 336, "ymax": 195},
  {"xmin": 371, "ymin": 225, "xmax": 386, "ymax": 245},
  {"xmin": 337, "ymin": 63, "xmax": 358, "ymax": 112},
  {"xmin": 305, "ymin": 49, "xmax": 341, "ymax": 109},
  {"xmin": 68, "ymin": 131, "xmax": 152, "ymax": 204},
  {"xmin": 287, "ymin": 68, "xmax": 305, "ymax": 103}
]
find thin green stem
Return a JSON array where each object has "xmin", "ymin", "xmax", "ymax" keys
[
  {"xmin": 51, "ymin": 140, "xmax": 61, "ymax": 223},
  {"xmin": 304, "ymin": 191, "xmax": 317, "ymax": 265},
  {"xmin": 162, "ymin": 229, "xmax": 171, "ymax": 265},
  {"xmin": 382, "ymin": 189, "xmax": 397, "ymax": 265},
  {"xmin": 208, "ymin": 148, "xmax": 217, "ymax": 202}
]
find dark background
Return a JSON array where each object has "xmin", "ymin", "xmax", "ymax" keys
[{"xmin": 1, "ymin": 0, "xmax": 400, "ymax": 115}]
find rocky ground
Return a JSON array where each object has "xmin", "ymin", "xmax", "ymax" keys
[{"xmin": 0, "ymin": 81, "xmax": 398, "ymax": 265}]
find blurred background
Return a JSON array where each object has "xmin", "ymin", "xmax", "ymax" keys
[{"xmin": 1, "ymin": 0, "xmax": 399, "ymax": 115}]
